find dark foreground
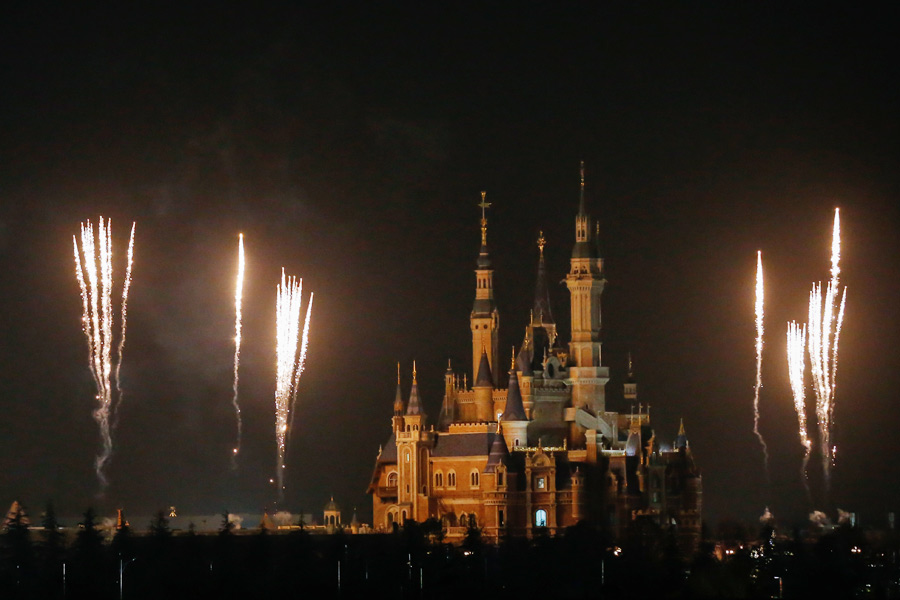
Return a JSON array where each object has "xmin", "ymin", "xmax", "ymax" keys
[{"xmin": 2, "ymin": 515, "xmax": 899, "ymax": 599}]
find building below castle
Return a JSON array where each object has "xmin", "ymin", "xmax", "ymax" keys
[{"xmin": 368, "ymin": 165, "xmax": 701, "ymax": 552}]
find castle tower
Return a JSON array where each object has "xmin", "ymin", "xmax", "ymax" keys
[
  {"xmin": 396, "ymin": 362, "xmax": 430, "ymax": 522},
  {"xmin": 471, "ymin": 191, "xmax": 500, "ymax": 387},
  {"xmin": 565, "ymin": 162, "xmax": 609, "ymax": 413}
]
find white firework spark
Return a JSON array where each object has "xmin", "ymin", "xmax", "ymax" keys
[
  {"xmin": 787, "ymin": 320, "xmax": 811, "ymax": 500},
  {"xmin": 807, "ymin": 208, "xmax": 846, "ymax": 491},
  {"xmin": 288, "ymin": 292, "xmax": 314, "ymax": 448},
  {"xmin": 753, "ymin": 250, "xmax": 769, "ymax": 479},
  {"xmin": 274, "ymin": 269, "xmax": 312, "ymax": 499},
  {"xmin": 231, "ymin": 234, "xmax": 245, "ymax": 467},
  {"xmin": 73, "ymin": 218, "xmax": 135, "ymax": 491}
]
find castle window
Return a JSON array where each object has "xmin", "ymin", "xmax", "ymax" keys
[
  {"xmin": 497, "ymin": 471, "xmax": 504, "ymax": 486},
  {"xmin": 387, "ymin": 472, "xmax": 398, "ymax": 487},
  {"xmin": 470, "ymin": 470, "xmax": 480, "ymax": 487},
  {"xmin": 536, "ymin": 477, "xmax": 546, "ymax": 490},
  {"xmin": 469, "ymin": 513, "xmax": 477, "ymax": 527},
  {"xmin": 435, "ymin": 471, "xmax": 443, "ymax": 487},
  {"xmin": 405, "ymin": 450, "xmax": 410, "ymax": 463},
  {"xmin": 447, "ymin": 470, "xmax": 457, "ymax": 488},
  {"xmin": 387, "ymin": 512, "xmax": 394, "ymax": 525},
  {"xmin": 498, "ymin": 509, "xmax": 505, "ymax": 526},
  {"xmin": 402, "ymin": 510, "xmax": 407, "ymax": 523},
  {"xmin": 535, "ymin": 509, "xmax": 547, "ymax": 527}
]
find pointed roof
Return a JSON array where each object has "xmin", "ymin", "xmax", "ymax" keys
[
  {"xmin": 533, "ymin": 231, "xmax": 555, "ymax": 325},
  {"xmin": 500, "ymin": 358, "xmax": 527, "ymax": 422},
  {"xmin": 572, "ymin": 160, "xmax": 597, "ymax": 260},
  {"xmin": 393, "ymin": 362, "xmax": 404, "ymax": 415},
  {"xmin": 475, "ymin": 348, "xmax": 493, "ymax": 388},
  {"xmin": 675, "ymin": 418, "xmax": 689, "ymax": 449},
  {"xmin": 485, "ymin": 428, "xmax": 509, "ymax": 473},
  {"xmin": 259, "ymin": 511, "xmax": 276, "ymax": 531},
  {"xmin": 406, "ymin": 361, "xmax": 425, "ymax": 416},
  {"xmin": 516, "ymin": 342, "xmax": 533, "ymax": 376},
  {"xmin": 2, "ymin": 501, "xmax": 29, "ymax": 528}
]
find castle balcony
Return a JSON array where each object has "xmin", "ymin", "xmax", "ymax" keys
[{"xmin": 377, "ymin": 485, "xmax": 398, "ymax": 498}]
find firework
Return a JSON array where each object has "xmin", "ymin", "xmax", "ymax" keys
[
  {"xmin": 288, "ymin": 293, "xmax": 314, "ymax": 448},
  {"xmin": 807, "ymin": 208, "xmax": 846, "ymax": 491},
  {"xmin": 787, "ymin": 320, "xmax": 811, "ymax": 500},
  {"xmin": 274, "ymin": 269, "xmax": 312, "ymax": 499},
  {"xmin": 73, "ymin": 218, "xmax": 135, "ymax": 490},
  {"xmin": 753, "ymin": 250, "xmax": 769, "ymax": 479},
  {"xmin": 230, "ymin": 234, "xmax": 245, "ymax": 467}
]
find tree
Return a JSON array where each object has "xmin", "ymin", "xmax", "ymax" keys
[{"xmin": 219, "ymin": 511, "xmax": 235, "ymax": 536}]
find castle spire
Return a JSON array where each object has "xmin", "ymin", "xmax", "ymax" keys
[
  {"xmin": 533, "ymin": 231, "xmax": 555, "ymax": 327},
  {"xmin": 406, "ymin": 361, "xmax": 424, "ymax": 416},
  {"xmin": 393, "ymin": 361, "xmax": 404, "ymax": 415},
  {"xmin": 578, "ymin": 160, "xmax": 586, "ymax": 216},
  {"xmin": 471, "ymin": 191, "xmax": 499, "ymax": 387}
]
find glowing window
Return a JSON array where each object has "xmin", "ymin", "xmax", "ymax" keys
[
  {"xmin": 537, "ymin": 477, "xmax": 546, "ymax": 489},
  {"xmin": 535, "ymin": 509, "xmax": 547, "ymax": 527}
]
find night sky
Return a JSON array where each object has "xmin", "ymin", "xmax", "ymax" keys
[{"xmin": 1, "ymin": 4, "xmax": 898, "ymax": 529}]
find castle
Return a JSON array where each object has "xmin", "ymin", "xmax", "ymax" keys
[{"xmin": 368, "ymin": 164, "xmax": 701, "ymax": 551}]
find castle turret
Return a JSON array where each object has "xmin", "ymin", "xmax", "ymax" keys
[
  {"xmin": 501, "ymin": 349, "xmax": 529, "ymax": 450},
  {"xmin": 565, "ymin": 161, "xmax": 609, "ymax": 413},
  {"xmin": 471, "ymin": 192, "xmax": 500, "ymax": 387}
]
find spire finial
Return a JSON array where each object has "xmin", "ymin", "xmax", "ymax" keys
[
  {"xmin": 537, "ymin": 231, "xmax": 546, "ymax": 256},
  {"xmin": 579, "ymin": 160, "xmax": 586, "ymax": 212},
  {"xmin": 627, "ymin": 352, "xmax": 633, "ymax": 378},
  {"xmin": 447, "ymin": 358, "xmax": 452, "ymax": 371},
  {"xmin": 478, "ymin": 191, "xmax": 491, "ymax": 246},
  {"xmin": 678, "ymin": 418, "xmax": 685, "ymax": 436},
  {"xmin": 412, "ymin": 360, "xmax": 417, "ymax": 384},
  {"xmin": 511, "ymin": 346, "xmax": 516, "ymax": 369},
  {"xmin": 397, "ymin": 361, "xmax": 401, "ymax": 385}
]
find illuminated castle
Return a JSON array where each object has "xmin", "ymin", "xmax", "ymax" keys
[{"xmin": 368, "ymin": 164, "xmax": 701, "ymax": 551}]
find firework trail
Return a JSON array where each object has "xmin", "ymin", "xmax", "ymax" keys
[
  {"xmin": 787, "ymin": 321, "xmax": 811, "ymax": 502},
  {"xmin": 230, "ymin": 234, "xmax": 245, "ymax": 468},
  {"xmin": 112, "ymin": 223, "xmax": 135, "ymax": 429},
  {"xmin": 274, "ymin": 269, "xmax": 312, "ymax": 499},
  {"xmin": 73, "ymin": 218, "xmax": 135, "ymax": 491},
  {"xmin": 288, "ymin": 293, "xmax": 314, "ymax": 448},
  {"xmin": 753, "ymin": 251, "xmax": 769, "ymax": 481},
  {"xmin": 807, "ymin": 208, "xmax": 846, "ymax": 491}
]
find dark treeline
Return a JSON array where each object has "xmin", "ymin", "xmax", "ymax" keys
[{"xmin": 1, "ymin": 509, "xmax": 899, "ymax": 599}]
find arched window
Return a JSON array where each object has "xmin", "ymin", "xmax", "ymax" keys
[
  {"xmin": 469, "ymin": 513, "xmax": 477, "ymax": 528},
  {"xmin": 387, "ymin": 472, "xmax": 398, "ymax": 487},
  {"xmin": 470, "ymin": 470, "xmax": 480, "ymax": 487},
  {"xmin": 401, "ymin": 510, "xmax": 407, "ymax": 523},
  {"xmin": 459, "ymin": 514, "xmax": 467, "ymax": 527},
  {"xmin": 497, "ymin": 470, "xmax": 504, "ymax": 486},
  {"xmin": 447, "ymin": 470, "xmax": 457, "ymax": 487},
  {"xmin": 435, "ymin": 471, "xmax": 443, "ymax": 487},
  {"xmin": 387, "ymin": 512, "xmax": 394, "ymax": 525},
  {"xmin": 405, "ymin": 449, "xmax": 410, "ymax": 463},
  {"xmin": 535, "ymin": 509, "xmax": 547, "ymax": 527}
]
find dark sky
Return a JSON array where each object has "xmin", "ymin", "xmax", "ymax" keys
[{"xmin": 1, "ymin": 4, "xmax": 897, "ymax": 529}]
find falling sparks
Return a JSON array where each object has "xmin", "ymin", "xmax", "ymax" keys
[
  {"xmin": 787, "ymin": 321, "xmax": 811, "ymax": 500},
  {"xmin": 804, "ymin": 208, "xmax": 847, "ymax": 492},
  {"xmin": 73, "ymin": 218, "xmax": 135, "ymax": 491},
  {"xmin": 230, "ymin": 234, "xmax": 245, "ymax": 467},
  {"xmin": 288, "ymin": 293, "xmax": 314, "ymax": 449},
  {"xmin": 752, "ymin": 250, "xmax": 769, "ymax": 480},
  {"xmin": 274, "ymin": 269, "xmax": 313, "ymax": 499}
]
